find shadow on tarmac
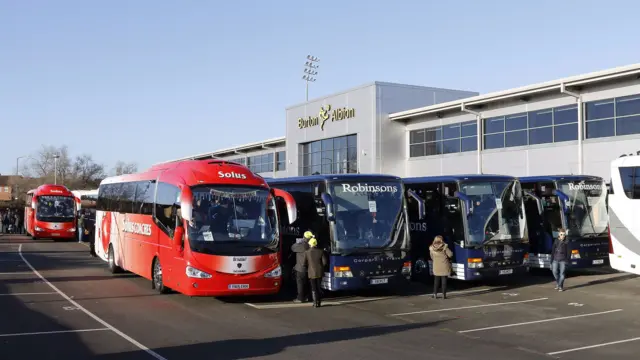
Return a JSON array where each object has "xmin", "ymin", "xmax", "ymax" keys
[
  {"xmin": 0, "ymin": 273, "xmax": 446, "ymax": 359},
  {"xmin": 0, "ymin": 278, "xmax": 99, "ymax": 359},
  {"xmin": 95, "ymin": 321, "xmax": 446, "ymax": 360}
]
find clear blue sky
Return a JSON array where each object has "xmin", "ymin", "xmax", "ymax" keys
[{"xmin": 1, "ymin": 0, "xmax": 638, "ymax": 175}]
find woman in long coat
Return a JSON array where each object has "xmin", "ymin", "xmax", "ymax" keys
[{"xmin": 429, "ymin": 235, "xmax": 453, "ymax": 299}]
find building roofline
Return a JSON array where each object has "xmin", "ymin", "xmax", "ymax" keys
[
  {"xmin": 285, "ymin": 81, "xmax": 477, "ymax": 110},
  {"xmin": 389, "ymin": 63, "xmax": 640, "ymax": 121},
  {"xmin": 157, "ymin": 136, "xmax": 286, "ymax": 165}
]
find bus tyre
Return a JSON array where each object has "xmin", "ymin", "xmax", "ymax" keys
[
  {"xmin": 413, "ymin": 258, "xmax": 428, "ymax": 282},
  {"xmin": 152, "ymin": 258, "xmax": 169, "ymax": 294},
  {"xmin": 108, "ymin": 245, "xmax": 122, "ymax": 274}
]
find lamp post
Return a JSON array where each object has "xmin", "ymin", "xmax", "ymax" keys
[
  {"xmin": 303, "ymin": 55, "xmax": 319, "ymax": 102},
  {"xmin": 53, "ymin": 154, "xmax": 60, "ymax": 185}
]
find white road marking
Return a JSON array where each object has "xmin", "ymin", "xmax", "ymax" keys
[
  {"xmin": 0, "ymin": 328, "xmax": 110, "ymax": 338},
  {"xmin": 459, "ymin": 309, "xmax": 623, "ymax": 333},
  {"xmin": 388, "ymin": 298, "xmax": 549, "ymax": 316},
  {"xmin": 419, "ymin": 287, "xmax": 507, "ymax": 297},
  {"xmin": 0, "ymin": 272, "xmax": 36, "ymax": 275},
  {"xmin": 18, "ymin": 244, "xmax": 168, "ymax": 360},
  {"xmin": 246, "ymin": 296, "xmax": 393, "ymax": 309},
  {"xmin": 568, "ymin": 302, "xmax": 584, "ymax": 307},
  {"xmin": 0, "ymin": 292, "xmax": 57, "ymax": 296},
  {"xmin": 548, "ymin": 336, "xmax": 640, "ymax": 355}
]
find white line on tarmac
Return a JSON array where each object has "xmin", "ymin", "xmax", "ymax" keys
[
  {"xmin": 548, "ymin": 336, "xmax": 640, "ymax": 355},
  {"xmin": 388, "ymin": 297, "xmax": 549, "ymax": 316},
  {"xmin": 418, "ymin": 287, "xmax": 506, "ymax": 297},
  {"xmin": 0, "ymin": 328, "xmax": 110, "ymax": 338},
  {"xmin": 246, "ymin": 296, "xmax": 393, "ymax": 309},
  {"xmin": 459, "ymin": 309, "xmax": 623, "ymax": 333},
  {"xmin": 0, "ymin": 292, "xmax": 57, "ymax": 296},
  {"xmin": 18, "ymin": 244, "xmax": 168, "ymax": 360},
  {"xmin": 0, "ymin": 272, "xmax": 36, "ymax": 275}
]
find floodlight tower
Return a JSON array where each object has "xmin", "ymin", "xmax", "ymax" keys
[{"xmin": 303, "ymin": 55, "xmax": 320, "ymax": 102}]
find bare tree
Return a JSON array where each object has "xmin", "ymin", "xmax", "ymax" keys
[
  {"xmin": 113, "ymin": 161, "xmax": 138, "ymax": 176},
  {"xmin": 71, "ymin": 154, "xmax": 106, "ymax": 189},
  {"xmin": 23, "ymin": 145, "xmax": 72, "ymax": 184}
]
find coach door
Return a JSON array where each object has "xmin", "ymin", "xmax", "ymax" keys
[{"xmin": 131, "ymin": 180, "xmax": 157, "ymax": 278}]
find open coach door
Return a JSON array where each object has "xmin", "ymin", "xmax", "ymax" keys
[{"xmin": 271, "ymin": 188, "xmax": 297, "ymax": 288}]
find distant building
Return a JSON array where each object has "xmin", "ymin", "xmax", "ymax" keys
[
  {"xmin": 0, "ymin": 175, "xmax": 25, "ymax": 203},
  {"xmin": 162, "ymin": 63, "xmax": 640, "ymax": 180}
]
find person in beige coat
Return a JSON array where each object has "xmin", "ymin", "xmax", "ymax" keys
[{"xmin": 429, "ymin": 235, "xmax": 453, "ymax": 299}]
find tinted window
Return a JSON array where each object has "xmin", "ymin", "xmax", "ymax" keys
[
  {"xmin": 134, "ymin": 181, "xmax": 155, "ymax": 215},
  {"xmin": 585, "ymin": 100, "xmax": 614, "ymax": 120},
  {"xmin": 619, "ymin": 167, "xmax": 634, "ymax": 198},
  {"xmin": 505, "ymin": 114, "xmax": 527, "ymax": 131},
  {"xmin": 461, "ymin": 121, "xmax": 477, "ymax": 137},
  {"xmin": 529, "ymin": 110, "xmax": 553, "ymax": 128},
  {"xmin": 554, "ymin": 106, "xmax": 578, "ymax": 125},
  {"xmin": 443, "ymin": 124, "xmax": 460, "ymax": 139},
  {"xmin": 615, "ymin": 95, "xmax": 640, "ymax": 117},
  {"xmin": 505, "ymin": 130, "xmax": 527, "ymax": 147},
  {"xmin": 586, "ymin": 119, "xmax": 615, "ymax": 139},
  {"xmin": 485, "ymin": 117, "xmax": 504, "ymax": 134},
  {"xmin": 616, "ymin": 115, "xmax": 640, "ymax": 136},
  {"xmin": 554, "ymin": 123, "xmax": 578, "ymax": 142},
  {"xmin": 154, "ymin": 182, "xmax": 181, "ymax": 236},
  {"xmin": 484, "ymin": 134, "xmax": 504, "ymax": 149},
  {"xmin": 529, "ymin": 127, "xmax": 553, "ymax": 145}
]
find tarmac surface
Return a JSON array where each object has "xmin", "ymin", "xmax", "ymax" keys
[{"xmin": 1, "ymin": 233, "xmax": 639, "ymax": 359}]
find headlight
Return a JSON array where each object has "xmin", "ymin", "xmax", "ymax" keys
[
  {"xmin": 69, "ymin": 228, "xmax": 76, "ymax": 232},
  {"xmin": 401, "ymin": 261, "xmax": 412, "ymax": 274},
  {"xmin": 468, "ymin": 258, "xmax": 484, "ymax": 269},
  {"xmin": 186, "ymin": 265, "xmax": 212, "ymax": 279},
  {"xmin": 264, "ymin": 266, "xmax": 282, "ymax": 278},
  {"xmin": 333, "ymin": 266, "xmax": 353, "ymax": 277},
  {"xmin": 35, "ymin": 226, "xmax": 43, "ymax": 231}
]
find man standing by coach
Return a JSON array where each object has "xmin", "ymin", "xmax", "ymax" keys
[{"xmin": 291, "ymin": 231, "xmax": 313, "ymax": 303}]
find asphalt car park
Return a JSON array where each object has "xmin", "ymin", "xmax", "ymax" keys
[{"xmin": 1, "ymin": 234, "xmax": 639, "ymax": 360}]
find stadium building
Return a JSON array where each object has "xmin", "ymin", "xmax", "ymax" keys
[{"xmin": 164, "ymin": 63, "xmax": 640, "ymax": 181}]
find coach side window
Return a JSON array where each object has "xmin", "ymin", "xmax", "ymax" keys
[
  {"xmin": 134, "ymin": 181, "xmax": 155, "ymax": 215},
  {"xmin": 619, "ymin": 167, "xmax": 635, "ymax": 199},
  {"xmin": 118, "ymin": 182, "xmax": 136, "ymax": 213},
  {"xmin": 154, "ymin": 182, "xmax": 181, "ymax": 237}
]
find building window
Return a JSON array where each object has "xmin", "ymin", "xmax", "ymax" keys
[
  {"xmin": 585, "ymin": 95, "xmax": 640, "ymax": 139},
  {"xmin": 276, "ymin": 151, "xmax": 286, "ymax": 171},
  {"xmin": 247, "ymin": 153, "xmax": 274, "ymax": 173},
  {"xmin": 299, "ymin": 135, "xmax": 357, "ymax": 175},
  {"xmin": 228, "ymin": 157, "xmax": 246, "ymax": 165},
  {"xmin": 482, "ymin": 105, "xmax": 578, "ymax": 150},
  {"xmin": 3, "ymin": 186, "xmax": 7, "ymax": 193},
  {"xmin": 409, "ymin": 120, "xmax": 477, "ymax": 157}
]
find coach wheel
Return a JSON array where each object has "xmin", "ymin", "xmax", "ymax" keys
[
  {"xmin": 31, "ymin": 235, "xmax": 36, "ymax": 240},
  {"xmin": 152, "ymin": 258, "xmax": 169, "ymax": 294},
  {"xmin": 108, "ymin": 245, "xmax": 122, "ymax": 274},
  {"xmin": 413, "ymin": 258, "xmax": 429, "ymax": 282}
]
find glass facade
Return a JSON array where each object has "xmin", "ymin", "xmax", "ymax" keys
[
  {"xmin": 247, "ymin": 154, "xmax": 274, "ymax": 173},
  {"xmin": 409, "ymin": 93, "xmax": 640, "ymax": 158},
  {"xmin": 409, "ymin": 121, "xmax": 477, "ymax": 157},
  {"xmin": 299, "ymin": 134, "xmax": 357, "ymax": 175},
  {"xmin": 585, "ymin": 95, "xmax": 640, "ymax": 139},
  {"xmin": 483, "ymin": 105, "xmax": 578, "ymax": 150}
]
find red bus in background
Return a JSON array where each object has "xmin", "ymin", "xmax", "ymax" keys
[
  {"xmin": 94, "ymin": 159, "xmax": 297, "ymax": 297},
  {"xmin": 24, "ymin": 184, "xmax": 77, "ymax": 241}
]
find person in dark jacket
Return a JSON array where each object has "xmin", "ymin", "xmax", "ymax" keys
[
  {"xmin": 291, "ymin": 231, "xmax": 313, "ymax": 303},
  {"xmin": 551, "ymin": 228, "xmax": 569, "ymax": 291},
  {"xmin": 303, "ymin": 236, "xmax": 327, "ymax": 307},
  {"xmin": 84, "ymin": 216, "xmax": 96, "ymax": 257}
]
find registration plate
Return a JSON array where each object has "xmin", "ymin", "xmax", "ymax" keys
[
  {"xmin": 228, "ymin": 284, "xmax": 249, "ymax": 290},
  {"xmin": 499, "ymin": 269, "xmax": 514, "ymax": 275},
  {"xmin": 51, "ymin": 233, "xmax": 60, "ymax": 237},
  {"xmin": 370, "ymin": 278, "xmax": 389, "ymax": 285},
  {"xmin": 592, "ymin": 259, "xmax": 605, "ymax": 265}
]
